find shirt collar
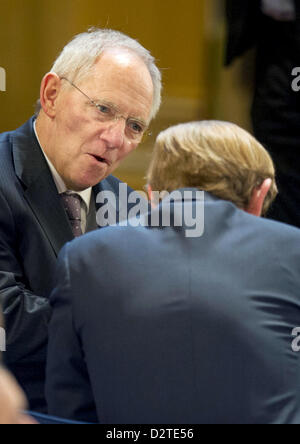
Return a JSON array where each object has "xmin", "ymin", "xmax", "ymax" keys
[{"xmin": 33, "ymin": 120, "xmax": 92, "ymax": 211}]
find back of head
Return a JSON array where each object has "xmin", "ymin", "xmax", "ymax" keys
[
  {"xmin": 147, "ymin": 121, "xmax": 278, "ymax": 215},
  {"xmin": 37, "ymin": 28, "xmax": 162, "ymax": 120}
]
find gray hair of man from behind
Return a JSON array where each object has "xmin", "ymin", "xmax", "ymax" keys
[{"xmin": 35, "ymin": 28, "xmax": 162, "ymax": 120}]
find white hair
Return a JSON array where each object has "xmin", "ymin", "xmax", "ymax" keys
[{"xmin": 36, "ymin": 28, "xmax": 162, "ymax": 120}]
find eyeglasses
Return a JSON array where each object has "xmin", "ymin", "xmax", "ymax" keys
[{"xmin": 61, "ymin": 77, "xmax": 151, "ymax": 143}]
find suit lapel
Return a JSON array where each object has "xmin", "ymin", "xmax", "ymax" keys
[
  {"xmin": 23, "ymin": 172, "xmax": 74, "ymax": 255},
  {"xmin": 12, "ymin": 118, "xmax": 74, "ymax": 256}
]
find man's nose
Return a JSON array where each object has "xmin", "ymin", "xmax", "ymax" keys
[{"xmin": 100, "ymin": 118, "xmax": 126, "ymax": 149}]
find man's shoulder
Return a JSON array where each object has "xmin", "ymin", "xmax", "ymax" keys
[
  {"xmin": 259, "ymin": 216, "xmax": 300, "ymax": 258},
  {"xmin": 224, "ymin": 201, "xmax": 300, "ymax": 246},
  {"xmin": 76, "ymin": 222, "xmax": 150, "ymax": 249},
  {"xmin": 245, "ymin": 209, "xmax": 300, "ymax": 241},
  {"xmin": 0, "ymin": 117, "xmax": 33, "ymax": 141},
  {"xmin": 0, "ymin": 129, "xmax": 15, "ymax": 180},
  {"xmin": 0, "ymin": 117, "xmax": 34, "ymax": 157},
  {"xmin": 0, "ymin": 118, "xmax": 34, "ymax": 184},
  {"xmin": 0, "ymin": 128, "xmax": 12, "ymax": 153},
  {"xmin": 227, "ymin": 208, "xmax": 300, "ymax": 277},
  {"xmin": 0, "ymin": 128, "xmax": 11, "ymax": 143},
  {"xmin": 64, "ymin": 223, "xmax": 152, "ymax": 268}
]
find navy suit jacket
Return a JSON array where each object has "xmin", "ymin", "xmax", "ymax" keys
[
  {"xmin": 225, "ymin": 0, "xmax": 300, "ymax": 65},
  {"xmin": 46, "ymin": 192, "xmax": 300, "ymax": 424},
  {"xmin": 0, "ymin": 117, "xmax": 135, "ymax": 411}
]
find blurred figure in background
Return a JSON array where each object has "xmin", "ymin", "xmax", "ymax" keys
[
  {"xmin": 0, "ymin": 367, "xmax": 32, "ymax": 424},
  {"xmin": 226, "ymin": 0, "xmax": 300, "ymax": 228}
]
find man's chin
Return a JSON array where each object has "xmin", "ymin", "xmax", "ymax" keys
[{"xmin": 70, "ymin": 173, "xmax": 110, "ymax": 192}]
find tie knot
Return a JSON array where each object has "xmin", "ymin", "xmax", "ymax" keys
[
  {"xmin": 60, "ymin": 193, "xmax": 82, "ymax": 237},
  {"xmin": 61, "ymin": 193, "xmax": 81, "ymax": 221}
]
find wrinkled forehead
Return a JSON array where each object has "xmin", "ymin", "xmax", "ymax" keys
[
  {"xmin": 77, "ymin": 48, "xmax": 154, "ymax": 120},
  {"xmin": 75, "ymin": 47, "xmax": 152, "ymax": 90}
]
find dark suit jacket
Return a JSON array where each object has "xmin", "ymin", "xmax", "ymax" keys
[
  {"xmin": 226, "ymin": 0, "xmax": 300, "ymax": 228},
  {"xmin": 0, "ymin": 117, "xmax": 135, "ymax": 411},
  {"xmin": 226, "ymin": 1, "xmax": 300, "ymax": 63},
  {"xmin": 46, "ymin": 191, "xmax": 300, "ymax": 424},
  {"xmin": 226, "ymin": 0, "xmax": 300, "ymax": 142},
  {"xmin": 225, "ymin": 0, "xmax": 262, "ymax": 66}
]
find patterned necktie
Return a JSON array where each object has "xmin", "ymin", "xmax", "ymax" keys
[{"xmin": 60, "ymin": 193, "xmax": 83, "ymax": 237}]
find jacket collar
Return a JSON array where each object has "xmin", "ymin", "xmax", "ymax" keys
[
  {"xmin": 12, "ymin": 116, "xmax": 49, "ymax": 188},
  {"xmin": 12, "ymin": 117, "xmax": 74, "ymax": 255},
  {"xmin": 140, "ymin": 188, "xmax": 220, "ymax": 232},
  {"xmin": 158, "ymin": 188, "xmax": 219, "ymax": 204}
]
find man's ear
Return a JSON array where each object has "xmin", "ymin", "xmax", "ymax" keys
[
  {"xmin": 39, "ymin": 73, "xmax": 62, "ymax": 118},
  {"xmin": 245, "ymin": 178, "xmax": 272, "ymax": 217}
]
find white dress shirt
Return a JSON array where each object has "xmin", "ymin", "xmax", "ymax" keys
[{"xmin": 33, "ymin": 120, "xmax": 92, "ymax": 233}]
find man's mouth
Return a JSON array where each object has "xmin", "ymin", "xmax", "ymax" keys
[{"xmin": 89, "ymin": 154, "xmax": 111, "ymax": 166}]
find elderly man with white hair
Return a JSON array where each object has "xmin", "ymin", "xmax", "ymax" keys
[{"xmin": 0, "ymin": 28, "xmax": 162, "ymax": 412}]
